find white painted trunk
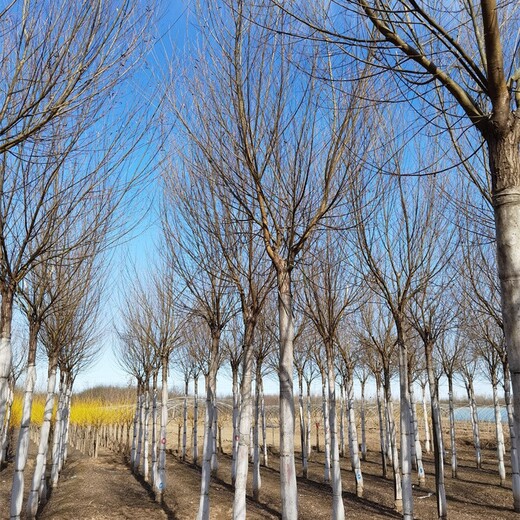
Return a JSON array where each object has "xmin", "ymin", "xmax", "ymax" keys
[
  {"xmin": 346, "ymin": 374, "xmax": 363, "ymax": 498},
  {"xmin": 211, "ymin": 400, "xmax": 218, "ymax": 474},
  {"xmin": 10, "ymin": 362, "xmax": 37, "ymax": 519},
  {"xmin": 60, "ymin": 383, "xmax": 72, "ymax": 468},
  {"xmin": 503, "ymin": 362, "xmax": 520, "ymax": 508},
  {"xmin": 277, "ymin": 269, "xmax": 298, "ymax": 519},
  {"xmin": 260, "ymin": 379, "xmax": 268, "ymax": 468},
  {"xmin": 306, "ymin": 381, "xmax": 312, "ymax": 460},
  {"xmin": 156, "ymin": 360, "xmax": 168, "ymax": 502},
  {"xmin": 466, "ymin": 380, "xmax": 482, "ymax": 468},
  {"xmin": 136, "ymin": 386, "xmax": 144, "ymax": 474},
  {"xmin": 409, "ymin": 383, "xmax": 425, "ymax": 485},
  {"xmin": 421, "ymin": 384, "xmax": 431, "ymax": 454},
  {"xmin": 193, "ymin": 375, "xmax": 199, "ymax": 465},
  {"xmin": 492, "ymin": 379, "xmax": 506, "ymax": 485},
  {"xmin": 0, "ymin": 334, "xmax": 13, "ymax": 436},
  {"xmin": 1, "ymin": 380, "xmax": 14, "ymax": 466},
  {"xmin": 447, "ymin": 377, "xmax": 458, "ymax": 478},
  {"xmin": 143, "ymin": 385, "xmax": 150, "ymax": 481},
  {"xmin": 183, "ymin": 378, "xmax": 189, "ymax": 461},
  {"xmin": 339, "ymin": 384, "xmax": 345, "ymax": 459},
  {"xmin": 131, "ymin": 389, "xmax": 141, "ymax": 470},
  {"xmin": 321, "ymin": 370, "xmax": 331, "ymax": 484},
  {"xmin": 253, "ymin": 368, "xmax": 261, "ymax": 500},
  {"xmin": 386, "ymin": 393, "xmax": 402, "ymax": 508},
  {"xmin": 298, "ymin": 374, "xmax": 307, "ymax": 478},
  {"xmin": 197, "ymin": 333, "xmax": 219, "ymax": 520},
  {"xmin": 232, "ymin": 330, "xmax": 254, "ymax": 520},
  {"xmin": 376, "ymin": 382, "xmax": 388, "ymax": 478},
  {"xmin": 494, "ymin": 186, "xmax": 520, "ymax": 512},
  {"xmin": 151, "ymin": 376, "xmax": 158, "ymax": 489},
  {"xmin": 50, "ymin": 374, "xmax": 67, "ymax": 488},
  {"xmin": 360, "ymin": 382, "xmax": 367, "ymax": 462},
  {"xmin": 426, "ymin": 353, "xmax": 447, "ymax": 519},
  {"xmin": 231, "ymin": 368, "xmax": 239, "ymax": 485},
  {"xmin": 327, "ymin": 357, "xmax": 344, "ymax": 518}
]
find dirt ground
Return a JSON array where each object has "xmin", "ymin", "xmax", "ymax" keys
[{"xmin": 0, "ymin": 424, "xmax": 517, "ymax": 519}]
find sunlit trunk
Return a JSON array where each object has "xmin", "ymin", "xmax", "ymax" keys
[
  {"xmin": 233, "ymin": 323, "xmax": 254, "ymax": 520},
  {"xmin": 360, "ymin": 380, "xmax": 367, "ymax": 462},
  {"xmin": 492, "ymin": 375, "xmax": 506, "ymax": 486},
  {"xmin": 298, "ymin": 371, "xmax": 308, "ymax": 478},
  {"xmin": 156, "ymin": 358, "xmax": 168, "ymax": 503},
  {"xmin": 376, "ymin": 379, "xmax": 388, "ymax": 479},
  {"xmin": 346, "ymin": 371, "xmax": 363, "ymax": 498},
  {"xmin": 447, "ymin": 374, "xmax": 457, "ymax": 478},
  {"xmin": 421, "ymin": 383, "xmax": 431, "ymax": 454},
  {"xmin": 193, "ymin": 374, "xmax": 199, "ymax": 465},
  {"xmin": 50, "ymin": 372, "xmax": 67, "ymax": 488},
  {"xmin": 326, "ymin": 348, "xmax": 344, "ymax": 517},
  {"xmin": 231, "ymin": 365, "xmax": 239, "ymax": 485},
  {"xmin": 131, "ymin": 384, "xmax": 141, "ymax": 470},
  {"xmin": 277, "ymin": 267, "xmax": 298, "ymax": 519},
  {"xmin": 409, "ymin": 381, "xmax": 425, "ymax": 485},
  {"xmin": 320, "ymin": 367, "xmax": 331, "ymax": 483},
  {"xmin": 465, "ymin": 378, "xmax": 482, "ymax": 469},
  {"xmin": 182, "ymin": 376, "xmax": 189, "ymax": 461},
  {"xmin": 253, "ymin": 363, "xmax": 261, "ymax": 501},
  {"xmin": 339, "ymin": 383, "xmax": 345, "ymax": 459},
  {"xmin": 503, "ymin": 359, "xmax": 520, "ymax": 507},
  {"xmin": 151, "ymin": 372, "xmax": 158, "ymax": 489},
  {"xmin": 384, "ymin": 372, "xmax": 402, "ymax": 510},
  {"xmin": 10, "ymin": 320, "xmax": 39, "ymax": 519},
  {"xmin": 0, "ymin": 288, "xmax": 14, "ymax": 435},
  {"xmin": 197, "ymin": 331, "xmax": 219, "ymax": 520}
]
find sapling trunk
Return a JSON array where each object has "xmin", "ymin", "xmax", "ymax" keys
[
  {"xmin": 151, "ymin": 372, "xmax": 158, "ymax": 489},
  {"xmin": 211, "ymin": 399, "xmax": 218, "ymax": 474},
  {"xmin": 193, "ymin": 374, "xmax": 199, "ymax": 465},
  {"xmin": 131, "ymin": 386, "xmax": 141, "ymax": 470},
  {"xmin": 360, "ymin": 380, "xmax": 367, "ymax": 462},
  {"xmin": 409, "ymin": 382, "xmax": 425, "ymax": 485},
  {"xmin": 466, "ymin": 379, "xmax": 482, "ymax": 469},
  {"xmin": 0, "ymin": 289, "xmax": 14, "ymax": 434},
  {"xmin": 298, "ymin": 372, "xmax": 308, "ymax": 477},
  {"xmin": 339, "ymin": 384, "xmax": 345, "ymax": 459},
  {"xmin": 421, "ymin": 383, "xmax": 431, "ymax": 455},
  {"xmin": 492, "ymin": 376, "xmax": 506, "ymax": 486},
  {"xmin": 326, "ymin": 354, "xmax": 345, "ymax": 516},
  {"xmin": 156, "ymin": 358, "xmax": 168, "ymax": 503},
  {"xmin": 447, "ymin": 375, "xmax": 457, "ymax": 478},
  {"xmin": 320, "ymin": 367, "xmax": 331, "ymax": 483},
  {"xmin": 384, "ymin": 375, "xmax": 402, "ymax": 509},
  {"xmin": 183, "ymin": 377, "xmax": 189, "ymax": 461},
  {"xmin": 253, "ymin": 364, "xmax": 261, "ymax": 500},
  {"xmin": 376, "ymin": 381, "xmax": 388, "ymax": 479},
  {"xmin": 231, "ymin": 366, "xmax": 239, "ymax": 485},
  {"xmin": 346, "ymin": 372, "xmax": 363, "ymax": 498},
  {"xmin": 260, "ymin": 377, "xmax": 268, "ymax": 468},
  {"xmin": 143, "ymin": 383, "xmax": 150, "ymax": 481},
  {"xmin": 50, "ymin": 373, "xmax": 67, "ymax": 488}
]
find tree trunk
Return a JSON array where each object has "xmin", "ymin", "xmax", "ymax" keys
[
  {"xmin": 277, "ymin": 267, "xmax": 298, "ymax": 519},
  {"xmin": 384, "ymin": 376, "xmax": 402, "ymax": 510},
  {"xmin": 409, "ymin": 382, "xmax": 425, "ymax": 486},
  {"xmin": 196, "ymin": 331, "xmax": 219, "ymax": 520},
  {"xmin": 339, "ymin": 384, "xmax": 345, "ymax": 459},
  {"xmin": 193, "ymin": 374, "xmax": 199, "ymax": 465},
  {"xmin": 50, "ymin": 372, "xmax": 67, "ymax": 488},
  {"xmin": 0, "ymin": 288, "xmax": 14, "ymax": 434},
  {"xmin": 253, "ymin": 364, "xmax": 261, "ymax": 501},
  {"xmin": 231, "ymin": 365, "xmax": 239, "ymax": 485},
  {"xmin": 143, "ymin": 382, "xmax": 150, "ymax": 482},
  {"xmin": 320, "ymin": 367, "xmax": 331, "ymax": 484},
  {"xmin": 306, "ymin": 380, "xmax": 312, "ymax": 460},
  {"xmin": 0, "ymin": 379, "xmax": 13, "ymax": 466},
  {"xmin": 131, "ymin": 385, "xmax": 141, "ymax": 471},
  {"xmin": 492, "ymin": 376, "xmax": 506, "ymax": 486},
  {"xmin": 298, "ymin": 372, "xmax": 308, "ymax": 478},
  {"xmin": 211, "ymin": 398, "xmax": 219, "ymax": 474},
  {"xmin": 183, "ymin": 377, "xmax": 189, "ymax": 461},
  {"xmin": 360, "ymin": 380, "xmax": 367, "ymax": 462},
  {"xmin": 11, "ymin": 320, "xmax": 39, "ymax": 519},
  {"xmin": 503, "ymin": 359, "xmax": 520, "ymax": 507},
  {"xmin": 151, "ymin": 372, "xmax": 158, "ymax": 489},
  {"xmin": 156, "ymin": 357, "xmax": 168, "ymax": 503},
  {"xmin": 421, "ymin": 383, "xmax": 431, "ymax": 455},
  {"xmin": 397, "ymin": 334, "xmax": 413, "ymax": 520},
  {"xmin": 260, "ymin": 376, "xmax": 268, "ymax": 468},
  {"xmin": 466, "ymin": 379, "xmax": 482, "ymax": 469},
  {"xmin": 346, "ymin": 371, "xmax": 363, "ymax": 498},
  {"xmin": 426, "ymin": 345, "xmax": 447, "ymax": 519},
  {"xmin": 447, "ymin": 375, "xmax": 458, "ymax": 478},
  {"xmin": 326, "ymin": 349, "xmax": 345, "ymax": 517},
  {"xmin": 376, "ymin": 380, "xmax": 388, "ymax": 479},
  {"xmin": 233, "ymin": 323, "xmax": 254, "ymax": 519}
]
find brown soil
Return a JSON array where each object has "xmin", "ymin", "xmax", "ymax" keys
[{"xmin": 0, "ymin": 426, "xmax": 516, "ymax": 519}]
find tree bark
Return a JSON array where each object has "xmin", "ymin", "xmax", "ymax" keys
[
  {"xmin": 277, "ymin": 267, "xmax": 298, "ymax": 519},
  {"xmin": 447, "ymin": 374, "xmax": 458, "ymax": 478}
]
